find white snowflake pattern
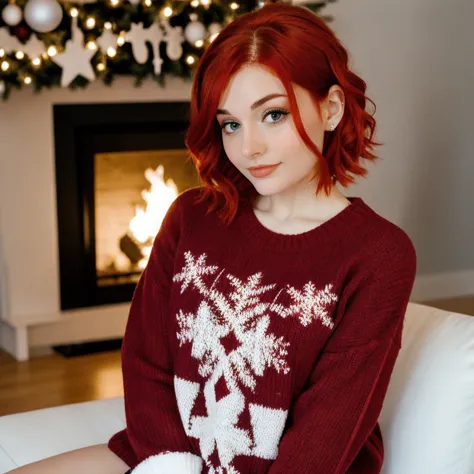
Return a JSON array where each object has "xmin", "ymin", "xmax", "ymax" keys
[
  {"xmin": 285, "ymin": 282, "xmax": 338, "ymax": 328},
  {"xmin": 172, "ymin": 251, "xmax": 338, "ymax": 473}
]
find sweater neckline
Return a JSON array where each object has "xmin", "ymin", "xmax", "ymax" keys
[{"xmin": 237, "ymin": 196, "xmax": 367, "ymax": 251}]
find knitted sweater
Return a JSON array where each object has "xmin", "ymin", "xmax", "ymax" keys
[{"xmin": 108, "ymin": 187, "xmax": 417, "ymax": 474}]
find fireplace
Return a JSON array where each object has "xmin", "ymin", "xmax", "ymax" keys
[{"xmin": 53, "ymin": 101, "xmax": 201, "ymax": 311}]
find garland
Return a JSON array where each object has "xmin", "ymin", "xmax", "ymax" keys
[{"xmin": 0, "ymin": 0, "xmax": 335, "ymax": 100}]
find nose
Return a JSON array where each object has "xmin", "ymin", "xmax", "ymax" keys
[{"xmin": 241, "ymin": 126, "xmax": 266, "ymax": 160}]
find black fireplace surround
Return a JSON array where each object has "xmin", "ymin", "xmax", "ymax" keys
[{"xmin": 53, "ymin": 101, "xmax": 192, "ymax": 311}]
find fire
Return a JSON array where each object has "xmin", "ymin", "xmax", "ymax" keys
[{"xmin": 129, "ymin": 165, "xmax": 179, "ymax": 269}]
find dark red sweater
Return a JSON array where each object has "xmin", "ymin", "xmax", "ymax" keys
[{"xmin": 108, "ymin": 187, "xmax": 417, "ymax": 474}]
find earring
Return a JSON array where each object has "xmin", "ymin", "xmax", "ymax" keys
[{"xmin": 330, "ymin": 123, "xmax": 337, "ymax": 131}]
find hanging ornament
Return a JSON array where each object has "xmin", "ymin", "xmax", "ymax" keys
[
  {"xmin": 0, "ymin": 26, "xmax": 23, "ymax": 52},
  {"xmin": 147, "ymin": 23, "xmax": 164, "ymax": 75},
  {"xmin": 13, "ymin": 23, "xmax": 29, "ymax": 41},
  {"xmin": 24, "ymin": 0, "xmax": 63, "ymax": 33},
  {"xmin": 22, "ymin": 34, "xmax": 45, "ymax": 58},
  {"xmin": 184, "ymin": 13, "xmax": 206, "ymax": 44},
  {"xmin": 97, "ymin": 29, "xmax": 118, "ymax": 52},
  {"xmin": 2, "ymin": 1, "xmax": 23, "ymax": 27},
  {"xmin": 126, "ymin": 22, "xmax": 163, "ymax": 65},
  {"xmin": 208, "ymin": 22, "xmax": 221, "ymax": 36},
  {"xmin": 53, "ymin": 19, "xmax": 95, "ymax": 86},
  {"xmin": 163, "ymin": 22, "xmax": 184, "ymax": 61}
]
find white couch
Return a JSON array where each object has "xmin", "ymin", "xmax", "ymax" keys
[{"xmin": 1, "ymin": 302, "xmax": 474, "ymax": 473}]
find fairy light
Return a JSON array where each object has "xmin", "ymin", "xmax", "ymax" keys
[
  {"xmin": 107, "ymin": 47, "xmax": 117, "ymax": 57},
  {"xmin": 86, "ymin": 17, "xmax": 96, "ymax": 29},
  {"xmin": 15, "ymin": 51, "xmax": 24, "ymax": 60},
  {"xmin": 32, "ymin": 57, "xmax": 41, "ymax": 67},
  {"xmin": 117, "ymin": 32, "xmax": 126, "ymax": 46},
  {"xmin": 110, "ymin": 0, "xmax": 120, "ymax": 5},
  {"xmin": 190, "ymin": 0, "xmax": 199, "ymax": 6},
  {"xmin": 70, "ymin": 7, "xmax": 78, "ymax": 17},
  {"xmin": 47, "ymin": 45, "xmax": 57, "ymax": 57},
  {"xmin": 144, "ymin": 0, "xmax": 152, "ymax": 6},
  {"xmin": 195, "ymin": 39, "xmax": 204, "ymax": 48},
  {"xmin": 86, "ymin": 41, "xmax": 98, "ymax": 51},
  {"xmin": 186, "ymin": 55, "xmax": 195, "ymax": 65},
  {"xmin": 97, "ymin": 63, "xmax": 106, "ymax": 71},
  {"xmin": 163, "ymin": 6, "xmax": 173, "ymax": 17},
  {"xmin": 24, "ymin": 76, "xmax": 32, "ymax": 84},
  {"xmin": 1, "ymin": 60, "xmax": 9, "ymax": 71},
  {"xmin": 209, "ymin": 33, "xmax": 219, "ymax": 42},
  {"xmin": 230, "ymin": 2, "xmax": 239, "ymax": 9},
  {"xmin": 0, "ymin": 49, "xmax": 4, "ymax": 58},
  {"xmin": 200, "ymin": 0, "xmax": 210, "ymax": 5},
  {"xmin": 104, "ymin": 21, "xmax": 112, "ymax": 30}
]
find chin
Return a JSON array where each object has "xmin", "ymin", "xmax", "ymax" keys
[{"xmin": 249, "ymin": 178, "xmax": 291, "ymax": 197}]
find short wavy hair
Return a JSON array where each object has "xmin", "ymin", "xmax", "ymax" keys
[{"xmin": 185, "ymin": 2, "xmax": 380, "ymax": 225}]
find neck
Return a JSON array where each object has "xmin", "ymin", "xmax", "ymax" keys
[{"xmin": 254, "ymin": 183, "xmax": 350, "ymax": 222}]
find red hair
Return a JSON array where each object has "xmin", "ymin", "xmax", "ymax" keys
[{"xmin": 185, "ymin": 2, "xmax": 380, "ymax": 225}]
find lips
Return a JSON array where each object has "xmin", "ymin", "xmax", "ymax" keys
[{"xmin": 248, "ymin": 163, "xmax": 281, "ymax": 178}]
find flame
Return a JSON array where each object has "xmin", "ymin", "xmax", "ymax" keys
[{"xmin": 129, "ymin": 165, "xmax": 179, "ymax": 269}]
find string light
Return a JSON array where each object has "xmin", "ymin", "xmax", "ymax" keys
[
  {"xmin": 109, "ymin": 0, "xmax": 120, "ymax": 5},
  {"xmin": 32, "ymin": 57, "xmax": 41, "ymax": 67},
  {"xmin": 107, "ymin": 47, "xmax": 117, "ymax": 57},
  {"xmin": 209, "ymin": 33, "xmax": 219, "ymax": 42},
  {"xmin": 200, "ymin": 0, "xmax": 210, "ymax": 5},
  {"xmin": 86, "ymin": 17, "xmax": 96, "ymax": 29},
  {"xmin": 15, "ymin": 51, "xmax": 24, "ymax": 60},
  {"xmin": 186, "ymin": 55, "xmax": 195, "ymax": 65},
  {"xmin": 1, "ymin": 61, "xmax": 9, "ymax": 71},
  {"xmin": 163, "ymin": 6, "xmax": 173, "ymax": 17},
  {"xmin": 86, "ymin": 41, "xmax": 98, "ymax": 51},
  {"xmin": 0, "ymin": 49, "xmax": 4, "ymax": 58},
  {"xmin": 47, "ymin": 46, "xmax": 57, "ymax": 57},
  {"xmin": 97, "ymin": 63, "xmax": 106, "ymax": 71},
  {"xmin": 190, "ymin": 0, "xmax": 199, "ymax": 6},
  {"xmin": 24, "ymin": 76, "xmax": 32, "ymax": 84},
  {"xmin": 144, "ymin": 0, "xmax": 152, "ymax": 6},
  {"xmin": 117, "ymin": 32, "xmax": 126, "ymax": 46},
  {"xmin": 230, "ymin": 2, "xmax": 239, "ymax": 9},
  {"xmin": 104, "ymin": 21, "xmax": 112, "ymax": 30},
  {"xmin": 195, "ymin": 39, "xmax": 204, "ymax": 48},
  {"xmin": 70, "ymin": 7, "xmax": 78, "ymax": 17}
]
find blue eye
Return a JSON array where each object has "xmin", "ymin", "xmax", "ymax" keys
[{"xmin": 220, "ymin": 108, "xmax": 290, "ymax": 136}]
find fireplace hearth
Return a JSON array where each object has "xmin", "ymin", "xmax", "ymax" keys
[{"xmin": 53, "ymin": 101, "xmax": 201, "ymax": 310}]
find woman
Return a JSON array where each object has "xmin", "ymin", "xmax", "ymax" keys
[{"xmin": 9, "ymin": 3, "xmax": 416, "ymax": 473}]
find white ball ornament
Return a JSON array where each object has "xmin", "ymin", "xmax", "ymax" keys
[
  {"xmin": 208, "ymin": 22, "xmax": 222, "ymax": 36},
  {"xmin": 184, "ymin": 14, "xmax": 206, "ymax": 44},
  {"xmin": 24, "ymin": 0, "xmax": 63, "ymax": 33},
  {"xmin": 2, "ymin": 3, "xmax": 23, "ymax": 27}
]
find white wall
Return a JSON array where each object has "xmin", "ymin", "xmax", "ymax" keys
[
  {"xmin": 325, "ymin": 0, "xmax": 474, "ymax": 278},
  {"xmin": 0, "ymin": 0, "xmax": 472, "ymax": 357}
]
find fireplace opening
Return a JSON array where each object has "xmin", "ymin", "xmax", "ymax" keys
[{"xmin": 54, "ymin": 101, "xmax": 201, "ymax": 311}]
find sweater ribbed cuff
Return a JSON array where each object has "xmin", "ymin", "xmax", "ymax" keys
[{"xmin": 132, "ymin": 451, "xmax": 203, "ymax": 474}]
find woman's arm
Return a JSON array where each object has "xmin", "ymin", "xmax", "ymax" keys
[
  {"xmin": 108, "ymin": 197, "xmax": 203, "ymax": 474},
  {"xmin": 268, "ymin": 231, "xmax": 417, "ymax": 474}
]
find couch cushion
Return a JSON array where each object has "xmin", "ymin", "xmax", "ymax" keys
[
  {"xmin": 0, "ymin": 445, "xmax": 16, "ymax": 474},
  {"xmin": 0, "ymin": 397, "xmax": 125, "ymax": 470},
  {"xmin": 380, "ymin": 302, "xmax": 474, "ymax": 474}
]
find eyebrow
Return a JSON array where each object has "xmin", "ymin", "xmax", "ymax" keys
[{"xmin": 216, "ymin": 93, "xmax": 287, "ymax": 116}]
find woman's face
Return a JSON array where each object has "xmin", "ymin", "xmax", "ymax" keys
[{"xmin": 216, "ymin": 65, "xmax": 328, "ymax": 197}]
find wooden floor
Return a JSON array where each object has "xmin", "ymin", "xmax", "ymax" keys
[
  {"xmin": 1, "ymin": 295, "xmax": 473, "ymax": 417},
  {"xmin": 0, "ymin": 349, "xmax": 123, "ymax": 416}
]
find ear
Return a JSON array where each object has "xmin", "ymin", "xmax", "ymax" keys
[{"xmin": 324, "ymin": 85, "xmax": 345, "ymax": 131}]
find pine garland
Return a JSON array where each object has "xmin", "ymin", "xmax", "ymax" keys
[{"xmin": 0, "ymin": 0, "xmax": 336, "ymax": 100}]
